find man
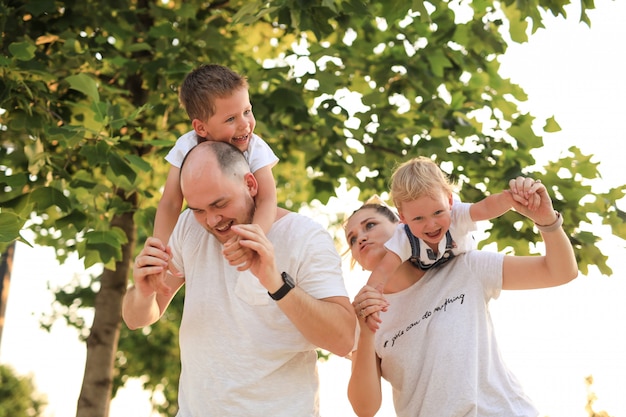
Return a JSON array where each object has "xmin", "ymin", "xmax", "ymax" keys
[{"xmin": 123, "ymin": 141, "xmax": 355, "ymax": 416}]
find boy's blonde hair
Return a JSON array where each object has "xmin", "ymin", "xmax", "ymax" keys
[
  {"xmin": 179, "ymin": 64, "xmax": 249, "ymax": 123},
  {"xmin": 390, "ymin": 156, "xmax": 454, "ymax": 209}
]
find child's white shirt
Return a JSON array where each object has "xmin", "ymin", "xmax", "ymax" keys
[
  {"xmin": 384, "ymin": 201, "xmax": 477, "ymax": 268},
  {"xmin": 165, "ymin": 130, "xmax": 278, "ymax": 172}
]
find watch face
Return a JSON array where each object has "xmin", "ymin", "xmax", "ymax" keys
[{"xmin": 282, "ymin": 272, "xmax": 295, "ymax": 287}]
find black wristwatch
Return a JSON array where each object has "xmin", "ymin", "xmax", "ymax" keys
[{"xmin": 268, "ymin": 272, "xmax": 295, "ymax": 301}]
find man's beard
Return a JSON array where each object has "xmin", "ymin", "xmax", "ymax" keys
[
  {"xmin": 207, "ymin": 193, "xmax": 256, "ymax": 243},
  {"xmin": 242, "ymin": 193, "xmax": 256, "ymax": 224}
]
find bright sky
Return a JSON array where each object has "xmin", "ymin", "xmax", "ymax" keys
[{"xmin": 1, "ymin": 1, "xmax": 625, "ymax": 416}]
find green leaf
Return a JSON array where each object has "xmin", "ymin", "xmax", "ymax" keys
[
  {"xmin": 8, "ymin": 42, "xmax": 36, "ymax": 61},
  {"xmin": 0, "ymin": 212, "xmax": 27, "ymax": 243},
  {"xmin": 232, "ymin": 1, "xmax": 263, "ymax": 25},
  {"xmin": 126, "ymin": 43, "xmax": 152, "ymax": 53},
  {"xmin": 55, "ymin": 210, "xmax": 88, "ymax": 231},
  {"xmin": 426, "ymin": 50, "xmax": 453, "ymax": 78},
  {"xmin": 30, "ymin": 187, "xmax": 72, "ymax": 212},
  {"xmin": 24, "ymin": 0, "xmax": 57, "ymax": 16},
  {"xmin": 65, "ymin": 74, "xmax": 100, "ymax": 101},
  {"xmin": 85, "ymin": 228, "xmax": 128, "ymax": 247},
  {"xmin": 125, "ymin": 154, "xmax": 152, "ymax": 172},
  {"xmin": 79, "ymin": 141, "xmax": 109, "ymax": 167},
  {"xmin": 543, "ymin": 116, "xmax": 561, "ymax": 133},
  {"xmin": 108, "ymin": 152, "xmax": 137, "ymax": 184}
]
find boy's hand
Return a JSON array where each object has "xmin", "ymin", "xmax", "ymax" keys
[
  {"xmin": 223, "ymin": 235, "xmax": 255, "ymax": 271},
  {"xmin": 354, "ymin": 283, "xmax": 388, "ymax": 333},
  {"xmin": 227, "ymin": 224, "xmax": 280, "ymax": 290},
  {"xmin": 133, "ymin": 237, "xmax": 174, "ymax": 298},
  {"xmin": 508, "ymin": 177, "xmax": 542, "ymax": 211}
]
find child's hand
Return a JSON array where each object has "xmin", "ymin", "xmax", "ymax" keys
[
  {"xmin": 509, "ymin": 177, "xmax": 542, "ymax": 211},
  {"xmin": 365, "ymin": 312, "xmax": 382, "ymax": 332},
  {"xmin": 133, "ymin": 237, "xmax": 173, "ymax": 298},
  {"xmin": 223, "ymin": 234, "xmax": 255, "ymax": 271},
  {"xmin": 355, "ymin": 283, "xmax": 388, "ymax": 333}
]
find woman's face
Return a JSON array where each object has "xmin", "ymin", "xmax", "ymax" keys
[{"xmin": 345, "ymin": 207, "xmax": 398, "ymax": 272}]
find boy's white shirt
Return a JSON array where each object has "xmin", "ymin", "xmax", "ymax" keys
[
  {"xmin": 166, "ymin": 130, "xmax": 278, "ymax": 172},
  {"xmin": 384, "ymin": 201, "xmax": 477, "ymax": 267}
]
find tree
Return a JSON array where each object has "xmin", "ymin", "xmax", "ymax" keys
[
  {"xmin": 0, "ymin": 0, "xmax": 624, "ymax": 416},
  {"xmin": 0, "ymin": 243, "xmax": 14, "ymax": 345},
  {"xmin": 0, "ymin": 364, "xmax": 46, "ymax": 417}
]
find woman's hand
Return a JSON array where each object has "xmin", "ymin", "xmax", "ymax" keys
[
  {"xmin": 352, "ymin": 284, "xmax": 389, "ymax": 332},
  {"xmin": 508, "ymin": 177, "xmax": 558, "ymax": 225}
]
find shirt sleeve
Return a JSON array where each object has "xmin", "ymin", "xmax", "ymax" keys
[
  {"xmin": 451, "ymin": 201, "xmax": 477, "ymax": 235},
  {"xmin": 384, "ymin": 224, "xmax": 413, "ymax": 262},
  {"xmin": 165, "ymin": 130, "xmax": 199, "ymax": 168},
  {"xmin": 246, "ymin": 134, "xmax": 279, "ymax": 173}
]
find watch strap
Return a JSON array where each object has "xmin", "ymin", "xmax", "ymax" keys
[{"xmin": 268, "ymin": 272, "xmax": 295, "ymax": 301}]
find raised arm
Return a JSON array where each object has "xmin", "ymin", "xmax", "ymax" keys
[
  {"xmin": 153, "ymin": 166, "xmax": 184, "ymax": 245},
  {"xmin": 502, "ymin": 178, "xmax": 578, "ymax": 290},
  {"xmin": 362, "ymin": 251, "xmax": 400, "ymax": 331},
  {"xmin": 251, "ymin": 165, "xmax": 278, "ymax": 234},
  {"xmin": 469, "ymin": 174, "xmax": 548, "ymax": 222},
  {"xmin": 469, "ymin": 191, "xmax": 515, "ymax": 222},
  {"xmin": 122, "ymin": 237, "xmax": 185, "ymax": 329}
]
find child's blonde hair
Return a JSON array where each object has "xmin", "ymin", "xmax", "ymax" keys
[{"xmin": 390, "ymin": 156, "xmax": 455, "ymax": 210}]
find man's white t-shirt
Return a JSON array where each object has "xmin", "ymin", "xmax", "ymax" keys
[{"xmin": 168, "ymin": 210, "xmax": 348, "ymax": 417}]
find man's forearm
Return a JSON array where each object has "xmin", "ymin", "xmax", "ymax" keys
[{"xmin": 275, "ymin": 289, "xmax": 356, "ymax": 357}]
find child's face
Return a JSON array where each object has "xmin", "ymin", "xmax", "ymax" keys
[
  {"xmin": 399, "ymin": 191, "xmax": 453, "ymax": 252},
  {"xmin": 195, "ymin": 87, "xmax": 256, "ymax": 154}
]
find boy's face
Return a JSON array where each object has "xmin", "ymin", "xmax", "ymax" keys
[
  {"xmin": 193, "ymin": 87, "xmax": 256, "ymax": 154},
  {"xmin": 399, "ymin": 191, "xmax": 453, "ymax": 253}
]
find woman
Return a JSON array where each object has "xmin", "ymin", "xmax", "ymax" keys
[{"xmin": 344, "ymin": 177, "xmax": 578, "ymax": 417}]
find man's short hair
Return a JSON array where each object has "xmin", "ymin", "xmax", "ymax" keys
[{"xmin": 180, "ymin": 141, "xmax": 250, "ymax": 180}]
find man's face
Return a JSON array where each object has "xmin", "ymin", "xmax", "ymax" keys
[{"xmin": 183, "ymin": 165, "xmax": 257, "ymax": 244}]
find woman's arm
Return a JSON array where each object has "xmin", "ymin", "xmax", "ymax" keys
[
  {"xmin": 348, "ymin": 285, "xmax": 387, "ymax": 416},
  {"xmin": 502, "ymin": 178, "xmax": 578, "ymax": 290}
]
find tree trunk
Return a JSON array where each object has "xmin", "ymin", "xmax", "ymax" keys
[
  {"xmin": 0, "ymin": 242, "xmax": 16, "ymax": 349},
  {"xmin": 76, "ymin": 200, "xmax": 136, "ymax": 417}
]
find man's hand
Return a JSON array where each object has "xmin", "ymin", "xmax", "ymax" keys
[{"xmin": 228, "ymin": 224, "xmax": 282, "ymax": 292}]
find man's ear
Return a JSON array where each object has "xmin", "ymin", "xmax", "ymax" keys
[
  {"xmin": 244, "ymin": 172, "xmax": 259, "ymax": 198},
  {"xmin": 447, "ymin": 193, "xmax": 454, "ymax": 208}
]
